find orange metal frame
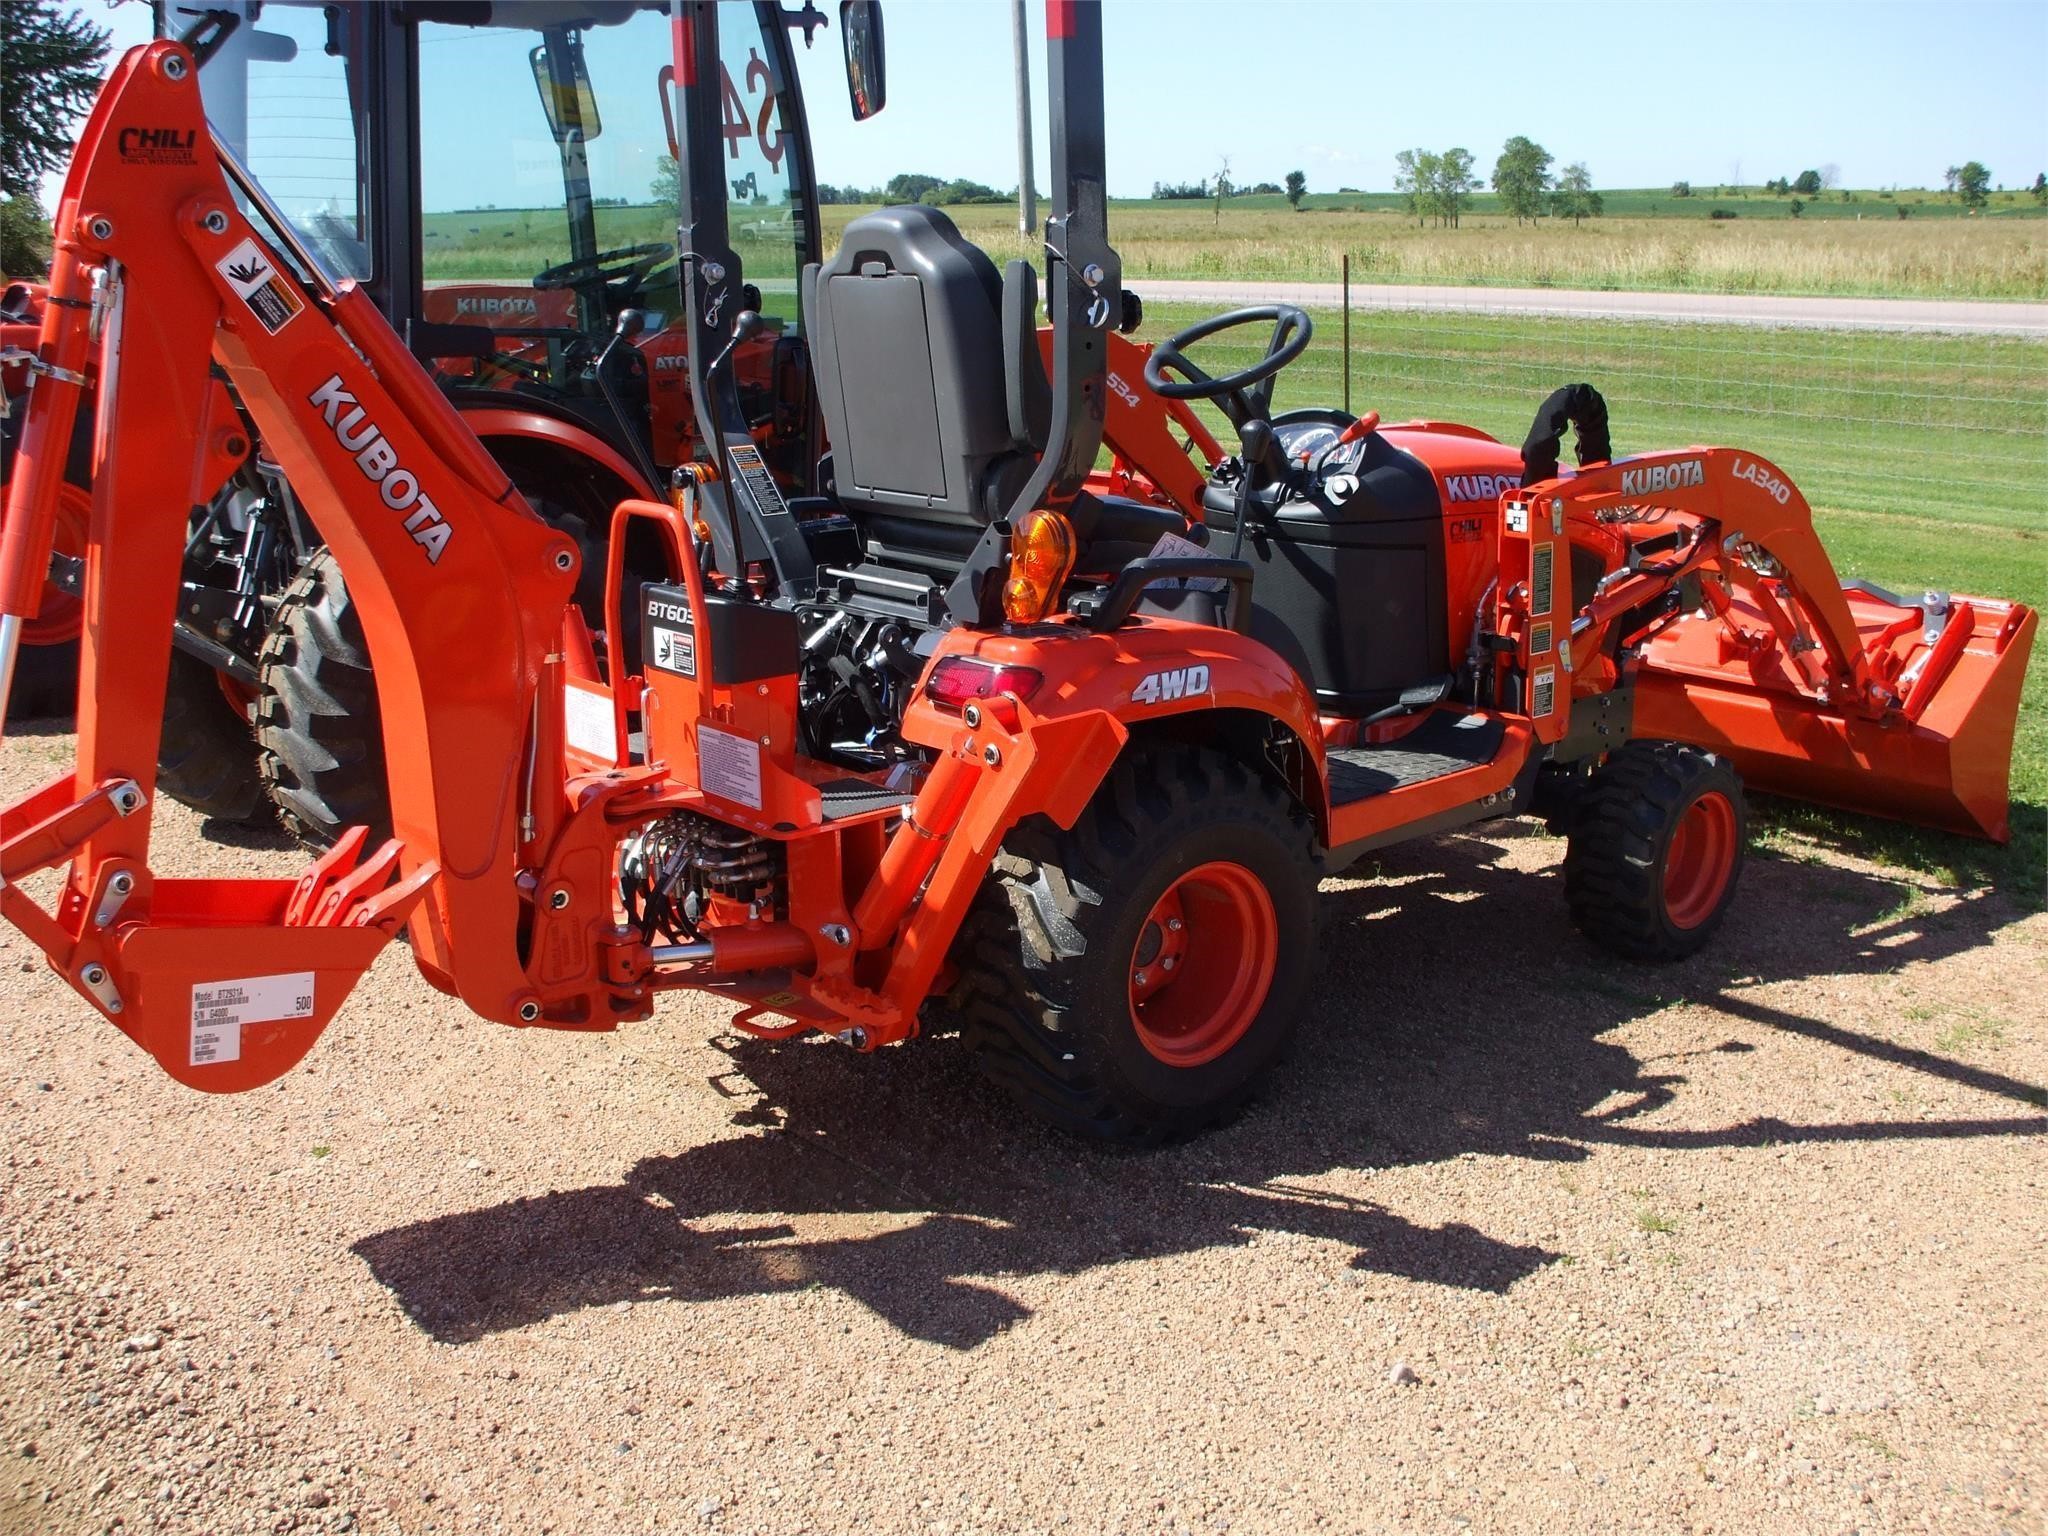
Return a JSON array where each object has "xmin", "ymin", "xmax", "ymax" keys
[
  {"xmin": 0, "ymin": 41, "xmax": 2032, "ymax": 1103},
  {"xmin": 1510, "ymin": 448, "xmax": 2035, "ymax": 841}
]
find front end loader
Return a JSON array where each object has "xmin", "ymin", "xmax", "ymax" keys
[{"xmin": 0, "ymin": 3, "xmax": 2033, "ymax": 1142}]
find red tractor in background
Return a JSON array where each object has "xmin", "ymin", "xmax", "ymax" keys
[
  {"xmin": 2, "ymin": 0, "xmax": 1223, "ymax": 850},
  {"xmin": 0, "ymin": 2, "xmax": 2032, "ymax": 1143}
]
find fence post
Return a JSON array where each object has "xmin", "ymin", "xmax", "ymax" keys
[{"xmin": 1341, "ymin": 252, "xmax": 1352, "ymax": 415}]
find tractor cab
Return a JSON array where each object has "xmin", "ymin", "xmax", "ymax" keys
[{"xmin": 178, "ymin": 0, "xmax": 825, "ymax": 490}]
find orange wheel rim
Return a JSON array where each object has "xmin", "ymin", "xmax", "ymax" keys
[
  {"xmin": 19, "ymin": 483, "xmax": 89, "ymax": 647},
  {"xmin": 1663, "ymin": 791, "xmax": 1737, "ymax": 929},
  {"xmin": 1128, "ymin": 860, "xmax": 1278, "ymax": 1067}
]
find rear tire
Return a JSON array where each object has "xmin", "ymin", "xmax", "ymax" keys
[
  {"xmin": 254, "ymin": 549, "xmax": 389, "ymax": 849},
  {"xmin": 0, "ymin": 449, "xmax": 89, "ymax": 722},
  {"xmin": 951, "ymin": 747, "xmax": 1319, "ymax": 1145},
  {"xmin": 1564, "ymin": 741, "xmax": 1745, "ymax": 962},
  {"xmin": 251, "ymin": 439, "xmax": 631, "ymax": 848},
  {"xmin": 156, "ymin": 650, "xmax": 269, "ymax": 823},
  {"xmin": 4, "ymin": 632, "xmax": 79, "ymax": 722}
]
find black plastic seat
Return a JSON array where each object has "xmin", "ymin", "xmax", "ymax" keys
[{"xmin": 803, "ymin": 207, "xmax": 1041, "ymax": 565}]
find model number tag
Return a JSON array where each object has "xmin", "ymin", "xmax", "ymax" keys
[
  {"xmin": 190, "ymin": 972, "xmax": 315, "ymax": 1066},
  {"xmin": 1131, "ymin": 665, "xmax": 1210, "ymax": 706}
]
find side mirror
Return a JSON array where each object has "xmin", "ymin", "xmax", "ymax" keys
[
  {"xmin": 531, "ymin": 35, "xmax": 602, "ymax": 143},
  {"xmin": 839, "ymin": 0, "xmax": 885, "ymax": 120}
]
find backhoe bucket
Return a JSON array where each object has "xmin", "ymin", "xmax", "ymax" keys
[{"xmin": 1635, "ymin": 582, "xmax": 2036, "ymax": 843}]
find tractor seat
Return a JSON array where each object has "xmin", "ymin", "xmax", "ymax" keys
[
  {"xmin": 804, "ymin": 206, "xmax": 1036, "ymax": 557},
  {"xmin": 804, "ymin": 205, "xmax": 1186, "ymax": 583}
]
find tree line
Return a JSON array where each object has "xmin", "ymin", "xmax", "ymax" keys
[
  {"xmin": 1395, "ymin": 139, "xmax": 1601, "ymax": 228},
  {"xmin": 0, "ymin": 0, "xmax": 109, "ymax": 275},
  {"xmin": 1151, "ymin": 171, "xmax": 1310, "ymax": 209},
  {"xmin": 816, "ymin": 173, "xmax": 1037, "ymax": 206}
]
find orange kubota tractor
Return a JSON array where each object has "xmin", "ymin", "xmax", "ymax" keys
[{"xmin": 0, "ymin": 2, "xmax": 2034, "ymax": 1142}]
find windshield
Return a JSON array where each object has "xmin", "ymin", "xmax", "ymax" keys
[
  {"xmin": 186, "ymin": 0, "xmax": 821, "ymax": 477},
  {"xmin": 415, "ymin": 2, "xmax": 809, "ymax": 336},
  {"xmin": 185, "ymin": 0, "xmax": 371, "ymax": 280},
  {"xmin": 417, "ymin": 10, "xmax": 676, "ymax": 327}
]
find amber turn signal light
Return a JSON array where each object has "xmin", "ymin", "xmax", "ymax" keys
[{"xmin": 1002, "ymin": 509, "xmax": 1077, "ymax": 625}]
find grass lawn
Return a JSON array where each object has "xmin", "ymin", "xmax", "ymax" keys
[
  {"xmin": 418, "ymin": 198, "xmax": 2048, "ymax": 302},
  {"xmin": 930, "ymin": 203, "xmax": 2048, "ymax": 302},
  {"xmin": 1131, "ymin": 302, "xmax": 2046, "ymax": 902}
]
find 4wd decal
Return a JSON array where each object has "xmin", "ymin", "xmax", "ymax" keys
[
  {"xmin": 1619, "ymin": 458, "xmax": 1705, "ymax": 498},
  {"xmin": 307, "ymin": 375, "xmax": 451, "ymax": 563},
  {"xmin": 1131, "ymin": 665, "xmax": 1210, "ymax": 706},
  {"xmin": 215, "ymin": 239, "xmax": 303, "ymax": 335}
]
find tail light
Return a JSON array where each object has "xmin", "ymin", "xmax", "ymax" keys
[
  {"xmin": 1002, "ymin": 509, "xmax": 1076, "ymax": 625},
  {"xmin": 924, "ymin": 656, "xmax": 1044, "ymax": 729}
]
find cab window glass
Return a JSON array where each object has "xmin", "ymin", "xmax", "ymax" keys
[
  {"xmin": 415, "ymin": 8, "xmax": 676, "ymax": 336},
  {"xmin": 191, "ymin": 0, "xmax": 370, "ymax": 278},
  {"xmin": 710, "ymin": 1, "xmax": 809, "ymax": 333}
]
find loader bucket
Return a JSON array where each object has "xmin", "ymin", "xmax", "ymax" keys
[{"xmin": 1634, "ymin": 582, "xmax": 2036, "ymax": 843}]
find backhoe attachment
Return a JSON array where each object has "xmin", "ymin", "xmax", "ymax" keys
[{"xmin": 0, "ymin": 40, "xmax": 581, "ymax": 1082}]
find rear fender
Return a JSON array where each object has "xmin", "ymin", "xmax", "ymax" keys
[
  {"xmin": 901, "ymin": 615, "xmax": 1327, "ymax": 832},
  {"xmin": 455, "ymin": 405, "xmax": 658, "ymax": 502},
  {"xmin": 871, "ymin": 616, "xmax": 1323, "ymax": 1017}
]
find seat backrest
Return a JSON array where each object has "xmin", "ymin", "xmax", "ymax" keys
[{"xmin": 803, "ymin": 205, "xmax": 1041, "ymax": 532}]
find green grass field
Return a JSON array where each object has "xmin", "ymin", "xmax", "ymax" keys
[
  {"xmin": 420, "ymin": 195, "xmax": 2048, "ymax": 301},
  {"xmin": 1133, "ymin": 302, "xmax": 2046, "ymax": 902},
  {"xmin": 926, "ymin": 203, "xmax": 2048, "ymax": 302}
]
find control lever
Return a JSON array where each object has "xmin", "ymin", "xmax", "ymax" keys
[
  {"xmin": 1335, "ymin": 409, "xmax": 1381, "ymax": 449},
  {"xmin": 1226, "ymin": 418, "xmax": 1281, "ymax": 562},
  {"xmin": 706, "ymin": 308, "xmax": 765, "ymax": 395},
  {"xmin": 592, "ymin": 307, "xmax": 662, "ymax": 496},
  {"xmin": 704, "ymin": 310, "xmax": 767, "ymax": 598}
]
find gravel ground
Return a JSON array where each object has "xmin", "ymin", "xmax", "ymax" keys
[{"xmin": 2, "ymin": 725, "xmax": 2043, "ymax": 1536}]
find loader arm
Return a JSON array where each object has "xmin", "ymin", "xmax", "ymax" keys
[
  {"xmin": 1511, "ymin": 447, "xmax": 2035, "ymax": 841},
  {"xmin": 0, "ymin": 41, "xmax": 582, "ymax": 1084}
]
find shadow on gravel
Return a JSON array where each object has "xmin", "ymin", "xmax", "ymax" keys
[{"xmin": 355, "ymin": 829, "xmax": 2044, "ymax": 1350}]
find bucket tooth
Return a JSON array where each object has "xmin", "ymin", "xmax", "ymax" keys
[{"xmin": 285, "ymin": 826, "xmax": 373, "ymax": 926}]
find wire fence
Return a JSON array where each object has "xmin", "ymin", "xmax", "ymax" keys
[{"xmin": 1138, "ymin": 288, "xmax": 2048, "ymax": 571}]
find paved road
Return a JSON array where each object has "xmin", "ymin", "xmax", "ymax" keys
[{"xmin": 1132, "ymin": 278, "xmax": 2048, "ymax": 336}]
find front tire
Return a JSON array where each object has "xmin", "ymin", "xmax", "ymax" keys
[
  {"xmin": 1564, "ymin": 741, "xmax": 1745, "ymax": 962},
  {"xmin": 952, "ymin": 747, "xmax": 1320, "ymax": 1145}
]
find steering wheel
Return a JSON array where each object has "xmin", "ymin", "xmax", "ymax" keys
[
  {"xmin": 1143, "ymin": 305, "xmax": 1313, "ymax": 406},
  {"xmin": 532, "ymin": 242, "xmax": 675, "ymax": 294}
]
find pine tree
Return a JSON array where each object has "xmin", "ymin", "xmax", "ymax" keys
[{"xmin": 0, "ymin": 1, "xmax": 113, "ymax": 198}]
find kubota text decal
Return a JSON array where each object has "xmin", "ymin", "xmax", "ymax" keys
[{"xmin": 307, "ymin": 376, "xmax": 452, "ymax": 563}]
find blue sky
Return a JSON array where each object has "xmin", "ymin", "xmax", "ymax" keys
[{"xmin": 58, "ymin": 0, "xmax": 2048, "ymax": 207}]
